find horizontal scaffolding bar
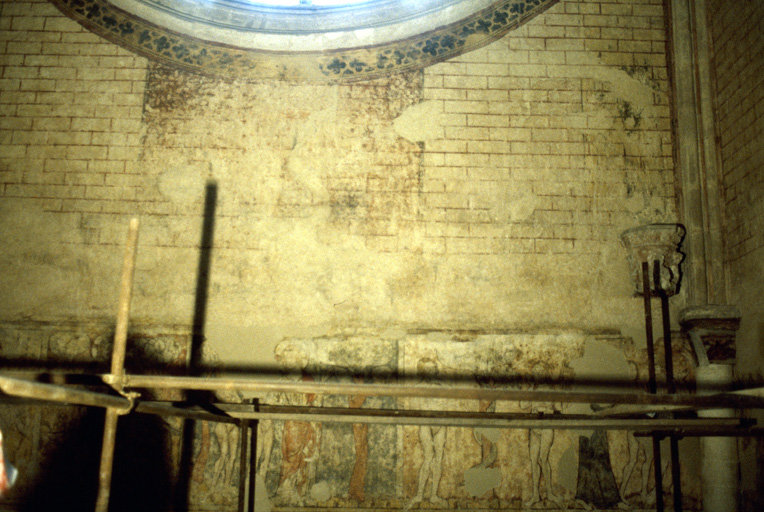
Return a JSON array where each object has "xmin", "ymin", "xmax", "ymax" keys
[
  {"xmin": 119, "ymin": 374, "xmax": 764, "ymax": 410},
  {"xmin": 132, "ymin": 401, "xmax": 751, "ymax": 430},
  {"xmin": 633, "ymin": 428, "xmax": 764, "ymax": 437},
  {"xmin": 595, "ymin": 387, "xmax": 764, "ymax": 417},
  {"xmin": 0, "ymin": 375, "xmax": 131, "ymax": 411},
  {"xmin": 2, "ymin": 374, "xmax": 760, "ymax": 435},
  {"xmin": 135, "ymin": 401, "xmax": 239, "ymax": 424}
]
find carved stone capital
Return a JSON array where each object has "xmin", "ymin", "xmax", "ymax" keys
[
  {"xmin": 679, "ymin": 305, "xmax": 741, "ymax": 365},
  {"xmin": 620, "ymin": 224, "xmax": 685, "ymax": 296}
]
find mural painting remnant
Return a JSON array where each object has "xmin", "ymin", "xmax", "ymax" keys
[
  {"xmin": 406, "ymin": 356, "xmax": 448, "ymax": 509},
  {"xmin": 251, "ymin": 332, "xmax": 700, "ymax": 510},
  {"xmin": 0, "ymin": 324, "xmax": 701, "ymax": 510}
]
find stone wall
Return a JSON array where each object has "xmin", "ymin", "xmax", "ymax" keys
[
  {"xmin": 0, "ymin": 0, "xmax": 711, "ymax": 511},
  {"xmin": 1, "ymin": 0, "xmax": 675, "ymax": 337},
  {"xmin": 1, "ymin": 322, "xmax": 702, "ymax": 511},
  {"xmin": 707, "ymin": 0, "xmax": 764, "ymax": 379},
  {"xmin": 707, "ymin": 1, "xmax": 764, "ymax": 509}
]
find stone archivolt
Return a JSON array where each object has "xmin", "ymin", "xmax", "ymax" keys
[{"xmin": 49, "ymin": 0, "xmax": 559, "ymax": 81}]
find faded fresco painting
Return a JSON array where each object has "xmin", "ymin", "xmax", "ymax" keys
[
  {"xmin": 0, "ymin": 322, "xmax": 191, "ymax": 509},
  {"xmin": 400, "ymin": 333, "xmax": 581, "ymax": 510},
  {"xmin": 247, "ymin": 331, "xmax": 699, "ymax": 511},
  {"xmin": 0, "ymin": 324, "xmax": 700, "ymax": 511},
  {"xmin": 257, "ymin": 337, "xmax": 398, "ymax": 508}
]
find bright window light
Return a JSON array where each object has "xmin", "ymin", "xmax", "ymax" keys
[{"xmin": 247, "ymin": 1, "xmax": 373, "ymax": 6}]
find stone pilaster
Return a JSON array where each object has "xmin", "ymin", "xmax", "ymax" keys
[{"xmin": 669, "ymin": 0, "xmax": 727, "ymax": 305}]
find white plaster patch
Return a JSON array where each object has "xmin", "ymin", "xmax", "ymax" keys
[
  {"xmin": 568, "ymin": 338, "xmax": 632, "ymax": 417},
  {"xmin": 464, "ymin": 466, "xmax": 502, "ymax": 497},
  {"xmin": 569, "ymin": 338, "xmax": 631, "ymax": 383},
  {"xmin": 505, "ymin": 189, "xmax": 539, "ymax": 222},
  {"xmin": 569, "ymin": 52, "xmax": 655, "ymax": 109},
  {"xmin": 254, "ymin": 473, "xmax": 272, "ymax": 512},
  {"xmin": 557, "ymin": 444, "xmax": 579, "ymax": 493},
  {"xmin": 283, "ymin": 151, "xmax": 327, "ymax": 200},
  {"xmin": 310, "ymin": 480, "xmax": 332, "ymax": 502},
  {"xmin": 393, "ymin": 100, "xmax": 444, "ymax": 142}
]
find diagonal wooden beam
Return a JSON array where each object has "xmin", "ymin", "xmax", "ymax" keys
[{"xmin": 0, "ymin": 375, "xmax": 131, "ymax": 410}]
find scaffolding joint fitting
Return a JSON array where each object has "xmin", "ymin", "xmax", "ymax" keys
[
  {"xmin": 102, "ymin": 373, "xmax": 128, "ymax": 393},
  {"xmin": 116, "ymin": 390, "xmax": 140, "ymax": 415}
]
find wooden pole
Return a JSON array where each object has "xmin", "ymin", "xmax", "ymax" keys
[
  {"xmin": 0, "ymin": 375, "xmax": 131, "ymax": 410},
  {"xmin": 95, "ymin": 218, "xmax": 139, "ymax": 512}
]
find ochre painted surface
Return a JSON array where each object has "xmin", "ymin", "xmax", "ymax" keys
[
  {"xmin": 0, "ymin": 324, "xmax": 701, "ymax": 510},
  {"xmin": 0, "ymin": 0, "xmax": 676, "ymax": 340},
  {"xmin": 0, "ymin": 0, "xmax": 728, "ymax": 510}
]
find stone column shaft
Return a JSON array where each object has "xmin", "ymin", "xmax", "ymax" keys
[{"xmin": 697, "ymin": 364, "xmax": 738, "ymax": 512}]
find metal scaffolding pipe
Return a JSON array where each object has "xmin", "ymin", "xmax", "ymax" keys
[
  {"xmin": 4, "ymin": 372, "xmax": 762, "ymax": 415},
  {"xmin": 118, "ymin": 374, "xmax": 764, "ymax": 409},
  {"xmin": 130, "ymin": 401, "xmax": 748, "ymax": 430}
]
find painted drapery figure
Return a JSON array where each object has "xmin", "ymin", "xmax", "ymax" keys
[{"xmin": 278, "ymin": 376, "xmax": 320, "ymax": 499}]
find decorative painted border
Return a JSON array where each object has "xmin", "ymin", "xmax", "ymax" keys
[
  {"xmin": 49, "ymin": 0, "xmax": 558, "ymax": 82},
  {"xmin": 133, "ymin": 0, "xmax": 468, "ymax": 35}
]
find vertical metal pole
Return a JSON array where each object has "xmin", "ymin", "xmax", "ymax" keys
[
  {"xmin": 642, "ymin": 261, "xmax": 664, "ymax": 512},
  {"xmin": 669, "ymin": 404, "xmax": 683, "ymax": 509},
  {"xmin": 238, "ymin": 420, "xmax": 250, "ymax": 512},
  {"xmin": 655, "ymin": 262, "xmax": 682, "ymax": 512},
  {"xmin": 248, "ymin": 400, "xmax": 259, "ymax": 512},
  {"xmin": 654, "ymin": 262, "xmax": 675, "ymax": 395},
  {"xmin": 95, "ymin": 218, "xmax": 139, "ymax": 512},
  {"xmin": 643, "ymin": 261, "xmax": 657, "ymax": 395},
  {"xmin": 652, "ymin": 436, "xmax": 664, "ymax": 512}
]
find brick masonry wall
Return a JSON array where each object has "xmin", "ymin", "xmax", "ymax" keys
[
  {"xmin": 420, "ymin": 0, "xmax": 674, "ymax": 257},
  {"xmin": 0, "ymin": 0, "xmax": 148, "ymax": 322},
  {"xmin": 707, "ymin": 3, "xmax": 764, "ymax": 509},
  {"xmin": 707, "ymin": 3, "xmax": 764, "ymax": 508},
  {"xmin": 707, "ymin": 0, "xmax": 763, "ymax": 377},
  {"xmin": 0, "ymin": 2, "xmax": 704, "ymax": 510},
  {"xmin": 0, "ymin": 0, "xmax": 146, "ymax": 213},
  {"xmin": 1, "ymin": 0, "xmax": 676, "ymax": 347},
  {"xmin": 708, "ymin": 0, "xmax": 763, "ymax": 266}
]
